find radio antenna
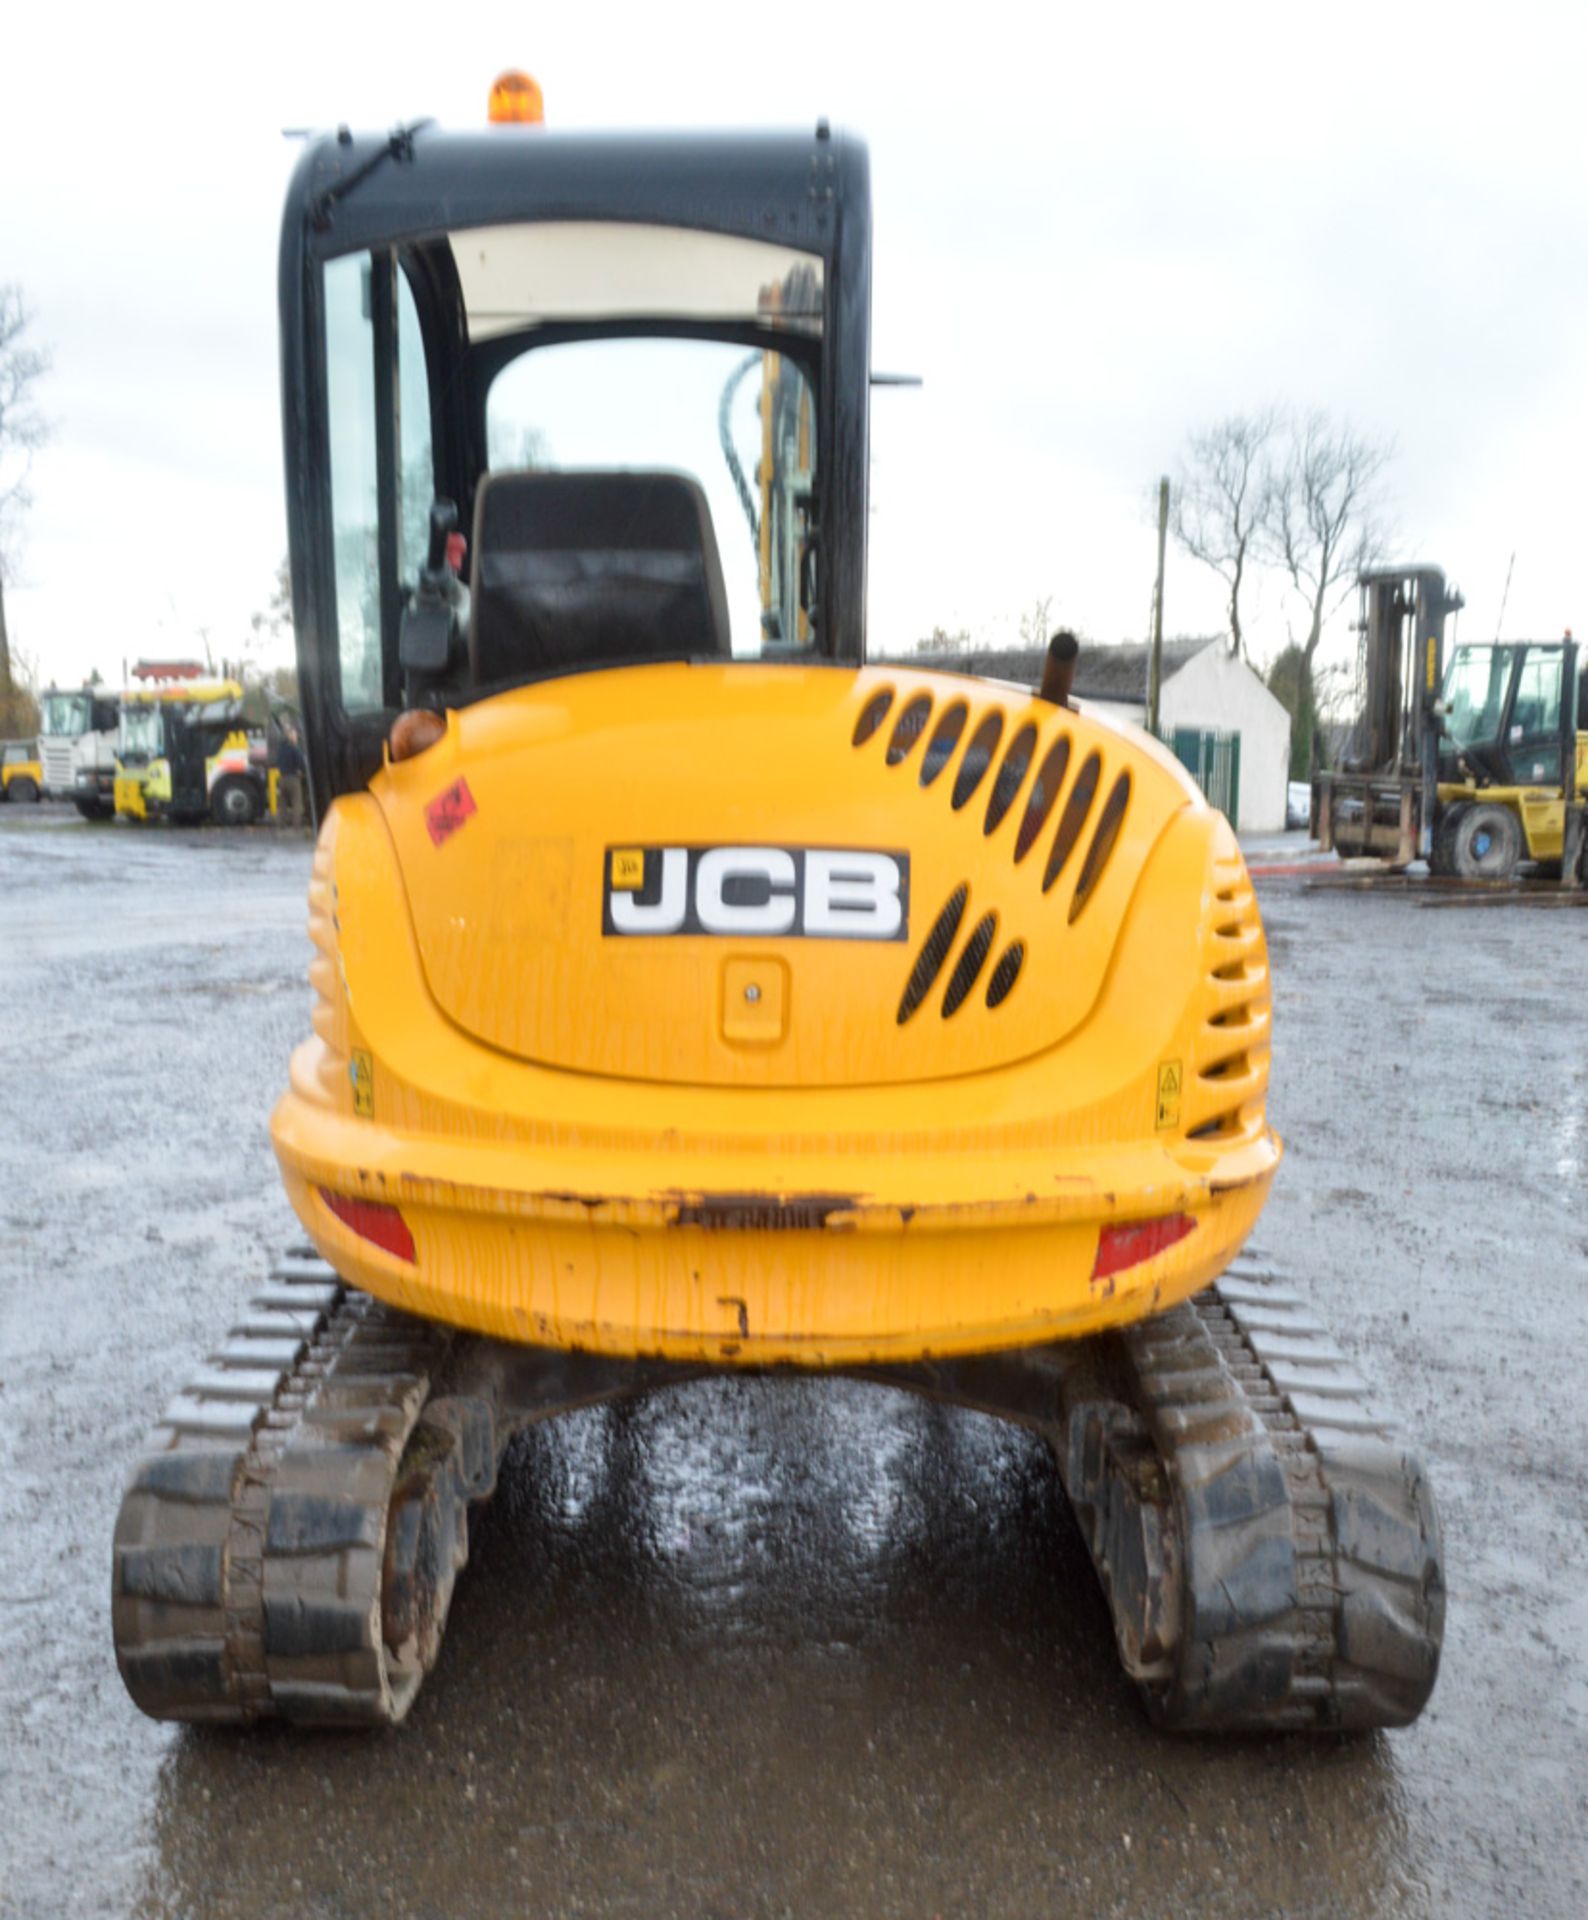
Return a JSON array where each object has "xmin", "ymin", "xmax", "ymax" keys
[{"xmin": 1494, "ymin": 551, "xmax": 1515, "ymax": 641}]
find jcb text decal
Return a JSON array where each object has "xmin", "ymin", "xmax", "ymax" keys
[{"xmin": 603, "ymin": 846, "xmax": 909, "ymax": 941}]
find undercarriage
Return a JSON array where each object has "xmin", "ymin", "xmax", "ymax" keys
[{"xmin": 114, "ymin": 1250, "xmax": 1443, "ymax": 1734}]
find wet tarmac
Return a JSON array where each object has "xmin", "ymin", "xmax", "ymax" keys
[{"xmin": 1, "ymin": 803, "xmax": 1584, "ymax": 1919}]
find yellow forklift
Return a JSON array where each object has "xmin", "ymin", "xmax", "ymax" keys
[
  {"xmin": 1314, "ymin": 566, "xmax": 1587, "ymax": 882},
  {"xmin": 113, "ymin": 87, "xmax": 1444, "ymax": 1734}
]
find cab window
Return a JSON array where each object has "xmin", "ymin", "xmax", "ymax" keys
[
  {"xmin": 1442, "ymin": 646, "xmax": 1510, "ymax": 748},
  {"xmin": 320, "ymin": 222, "xmax": 827, "ymax": 724},
  {"xmin": 323, "ymin": 255, "xmax": 434, "ymax": 712},
  {"xmin": 485, "ymin": 338, "xmax": 817, "ymax": 658},
  {"xmin": 40, "ymin": 693, "xmax": 92, "ymax": 738},
  {"xmin": 1509, "ymin": 650, "xmax": 1564, "ymax": 784}
]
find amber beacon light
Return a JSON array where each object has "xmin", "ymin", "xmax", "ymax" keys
[{"xmin": 489, "ymin": 70, "xmax": 545, "ymax": 124}]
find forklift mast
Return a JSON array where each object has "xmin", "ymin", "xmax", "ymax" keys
[
  {"xmin": 1356, "ymin": 568, "xmax": 1463, "ymax": 764},
  {"xmin": 1332, "ymin": 567, "xmax": 1463, "ymax": 862}
]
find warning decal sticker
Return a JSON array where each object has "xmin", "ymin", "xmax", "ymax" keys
[
  {"xmin": 424, "ymin": 777, "xmax": 478, "ymax": 848},
  {"xmin": 1155, "ymin": 1059, "xmax": 1183, "ymax": 1131},
  {"xmin": 350, "ymin": 1049, "xmax": 374, "ymax": 1119}
]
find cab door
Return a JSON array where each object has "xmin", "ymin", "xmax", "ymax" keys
[{"xmin": 1503, "ymin": 648, "xmax": 1565, "ymax": 787}]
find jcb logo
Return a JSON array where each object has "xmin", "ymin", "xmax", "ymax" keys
[{"xmin": 603, "ymin": 845, "xmax": 910, "ymax": 941}]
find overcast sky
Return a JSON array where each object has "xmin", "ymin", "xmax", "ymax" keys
[{"xmin": 4, "ymin": 0, "xmax": 1586, "ymax": 693}]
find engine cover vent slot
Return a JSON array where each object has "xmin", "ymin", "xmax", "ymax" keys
[
  {"xmin": 1068, "ymin": 772, "xmax": 1132, "ymax": 923},
  {"xmin": 942, "ymin": 912, "xmax": 998, "ymax": 1016},
  {"xmin": 1186, "ymin": 853, "xmax": 1269, "ymax": 1139},
  {"xmin": 985, "ymin": 941, "xmax": 1025, "ymax": 1008},
  {"xmin": 886, "ymin": 693, "xmax": 934, "ymax": 765},
  {"xmin": 852, "ymin": 688, "xmax": 894, "ymax": 746},
  {"xmin": 951, "ymin": 712, "xmax": 1003, "ymax": 810},
  {"xmin": 984, "ymin": 723, "xmax": 1037, "ymax": 835},
  {"xmin": 896, "ymin": 884, "xmax": 969, "ymax": 1024},
  {"xmin": 920, "ymin": 702, "xmax": 969, "ymax": 787},
  {"xmin": 1014, "ymin": 735, "xmax": 1071, "ymax": 863},
  {"xmin": 1043, "ymin": 750, "xmax": 1101, "ymax": 892}
]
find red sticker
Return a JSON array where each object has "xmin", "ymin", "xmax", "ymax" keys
[{"xmin": 424, "ymin": 777, "xmax": 478, "ymax": 847}]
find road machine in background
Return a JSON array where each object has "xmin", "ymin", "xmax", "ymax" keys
[
  {"xmin": 38, "ymin": 685, "xmax": 121, "ymax": 818},
  {"xmin": 1314, "ymin": 566, "xmax": 1586, "ymax": 881},
  {"xmin": 113, "ymin": 678, "xmax": 277, "ymax": 826}
]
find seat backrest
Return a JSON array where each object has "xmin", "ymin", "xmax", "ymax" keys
[{"xmin": 469, "ymin": 469, "xmax": 732, "ymax": 687}]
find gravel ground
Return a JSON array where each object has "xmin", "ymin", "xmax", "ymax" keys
[{"xmin": 0, "ymin": 803, "xmax": 1584, "ymax": 1919}]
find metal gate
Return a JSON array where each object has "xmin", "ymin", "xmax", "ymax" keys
[{"xmin": 1166, "ymin": 727, "xmax": 1241, "ymax": 822}]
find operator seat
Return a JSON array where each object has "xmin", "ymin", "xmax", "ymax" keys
[{"xmin": 469, "ymin": 469, "xmax": 732, "ymax": 687}]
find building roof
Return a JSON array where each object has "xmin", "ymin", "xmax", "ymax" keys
[
  {"xmin": 870, "ymin": 646, "xmax": 1045, "ymax": 686},
  {"xmin": 1070, "ymin": 638, "xmax": 1217, "ymax": 701},
  {"xmin": 872, "ymin": 637, "xmax": 1220, "ymax": 701}
]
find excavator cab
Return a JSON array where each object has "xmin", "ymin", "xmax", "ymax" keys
[
  {"xmin": 113, "ymin": 110, "xmax": 1443, "ymax": 1739},
  {"xmin": 278, "ymin": 124, "xmax": 866, "ymax": 815}
]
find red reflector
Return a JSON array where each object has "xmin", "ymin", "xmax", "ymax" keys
[
  {"xmin": 318, "ymin": 1188, "xmax": 416, "ymax": 1263},
  {"xmin": 1092, "ymin": 1213, "xmax": 1196, "ymax": 1283}
]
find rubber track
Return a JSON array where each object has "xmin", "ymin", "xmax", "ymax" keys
[
  {"xmin": 1117, "ymin": 1255, "xmax": 1444, "ymax": 1732},
  {"xmin": 114, "ymin": 1250, "xmax": 1443, "ymax": 1734},
  {"xmin": 113, "ymin": 1252, "xmax": 456, "ymax": 1726}
]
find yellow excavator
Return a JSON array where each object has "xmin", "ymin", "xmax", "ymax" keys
[{"xmin": 113, "ymin": 88, "xmax": 1444, "ymax": 1734}]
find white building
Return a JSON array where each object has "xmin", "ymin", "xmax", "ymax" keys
[
  {"xmin": 1078, "ymin": 639, "xmax": 1292, "ymax": 834},
  {"xmin": 890, "ymin": 637, "xmax": 1293, "ymax": 834}
]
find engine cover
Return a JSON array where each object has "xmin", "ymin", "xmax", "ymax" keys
[{"xmin": 375, "ymin": 663, "xmax": 1198, "ymax": 1088}]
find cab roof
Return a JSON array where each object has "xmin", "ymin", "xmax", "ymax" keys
[{"xmin": 283, "ymin": 123, "xmax": 865, "ymax": 264}]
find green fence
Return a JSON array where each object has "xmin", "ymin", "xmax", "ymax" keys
[{"xmin": 1163, "ymin": 727, "xmax": 1241, "ymax": 822}]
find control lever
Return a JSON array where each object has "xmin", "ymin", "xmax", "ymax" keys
[{"xmin": 400, "ymin": 499, "xmax": 471, "ymax": 676}]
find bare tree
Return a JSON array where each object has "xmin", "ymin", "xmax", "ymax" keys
[
  {"xmin": 1268, "ymin": 411, "xmax": 1392, "ymax": 667},
  {"xmin": 1017, "ymin": 595, "xmax": 1054, "ymax": 650},
  {"xmin": 1170, "ymin": 408, "xmax": 1280, "ymax": 662},
  {"xmin": 247, "ymin": 555, "xmax": 293, "ymax": 653},
  {"xmin": 1266, "ymin": 642, "xmax": 1358, "ymax": 780},
  {"xmin": 0, "ymin": 285, "xmax": 51, "ymax": 733},
  {"xmin": 913, "ymin": 625, "xmax": 970, "ymax": 655},
  {"xmin": 1264, "ymin": 412, "xmax": 1392, "ymax": 774},
  {"xmin": 2, "ymin": 636, "xmax": 41, "ymax": 735},
  {"xmin": 241, "ymin": 556, "xmax": 299, "ymax": 705}
]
